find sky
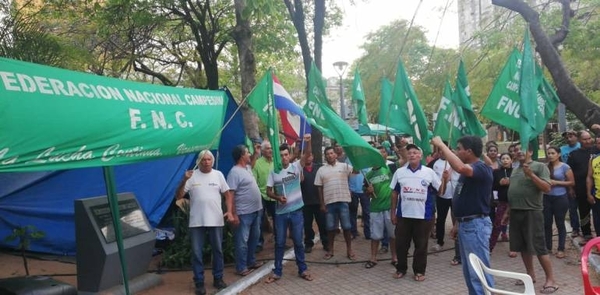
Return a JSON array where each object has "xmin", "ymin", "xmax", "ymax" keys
[{"xmin": 321, "ymin": 0, "xmax": 459, "ymax": 78}]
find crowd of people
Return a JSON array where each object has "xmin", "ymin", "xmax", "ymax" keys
[{"xmin": 175, "ymin": 128, "xmax": 600, "ymax": 295}]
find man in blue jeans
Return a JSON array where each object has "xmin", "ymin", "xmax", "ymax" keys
[
  {"xmin": 176, "ymin": 150, "xmax": 237, "ymax": 295},
  {"xmin": 264, "ymin": 136, "xmax": 313, "ymax": 283},
  {"xmin": 227, "ymin": 144, "xmax": 265, "ymax": 277},
  {"xmin": 432, "ymin": 135, "xmax": 493, "ymax": 295}
]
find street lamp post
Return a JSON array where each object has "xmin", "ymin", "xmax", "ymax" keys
[{"xmin": 333, "ymin": 61, "xmax": 349, "ymax": 120}]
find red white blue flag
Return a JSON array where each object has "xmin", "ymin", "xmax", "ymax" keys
[{"xmin": 273, "ymin": 74, "xmax": 311, "ymax": 144}]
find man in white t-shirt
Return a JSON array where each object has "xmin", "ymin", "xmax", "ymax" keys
[
  {"xmin": 429, "ymin": 143, "xmax": 460, "ymax": 252},
  {"xmin": 264, "ymin": 135, "xmax": 313, "ymax": 283},
  {"xmin": 390, "ymin": 144, "xmax": 445, "ymax": 282},
  {"xmin": 176, "ymin": 150, "xmax": 237, "ymax": 295}
]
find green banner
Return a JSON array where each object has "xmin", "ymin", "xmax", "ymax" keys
[
  {"xmin": 480, "ymin": 48, "xmax": 559, "ymax": 133},
  {"xmin": 304, "ymin": 63, "xmax": 385, "ymax": 170},
  {"xmin": 455, "ymin": 60, "xmax": 487, "ymax": 137},
  {"xmin": 519, "ymin": 29, "xmax": 538, "ymax": 150},
  {"xmin": 392, "ymin": 60, "xmax": 431, "ymax": 156},
  {"xmin": 378, "ymin": 78, "xmax": 397, "ymax": 128},
  {"xmin": 433, "ymin": 80, "xmax": 463, "ymax": 147},
  {"xmin": 247, "ymin": 70, "xmax": 282, "ymax": 173},
  {"xmin": 0, "ymin": 58, "xmax": 228, "ymax": 172},
  {"xmin": 351, "ymin": 69, "xmax": 368, "ymax": 125}
]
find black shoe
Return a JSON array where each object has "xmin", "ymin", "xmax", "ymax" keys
[
  {"xmin": 255, "ymin": 245, "xmax": 263, "ymax": 253},
  {"xmin": 213, "ymin": 278, "xmax": 227, "ymax": 290},
  {"xmin": 195, "ymin": 285, "xmax": 206, "ymax": 295},
  {"xmin": 304, "ymin": 246, "xmax": 313, "ymax": 253}
]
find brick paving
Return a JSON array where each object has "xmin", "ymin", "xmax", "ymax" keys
[{"xmin": 238, "ymin": 221, "xmax": 587, "ymax": 295}]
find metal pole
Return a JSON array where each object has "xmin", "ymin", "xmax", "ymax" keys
[
  {"xmin": 339, "ymin": 75, "xmax": 345, "ymax": 120},
  {"xmin": 333, "ymin": 61, "xmax": 348, "ymax": 120},
  {"xmin": 558, "ymin": 103, "xmax": 566, "ymax": 132}
]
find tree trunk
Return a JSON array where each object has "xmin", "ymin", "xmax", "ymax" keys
[
  {"xmin": 313, "ymin": 0, "xmax": 325, "ymax": 71},
  {"xmin": 284, "ymin": 0, "xmax": 313, "ymax": 84},
  {"xmin": 284, "ymin": 0, "xmax": 328, "ymax": 162},
  {"xmin": 492, "ymin": 0, "xmax": 600, "ymax": 127},
  {"xmin": 205, "ymin": 60, "xmax": 220, "ymax": 90},
  {"xmin": 312, "ymin": 0, "xmax": 325, "ymax": 161},
  {"xmin": 232, "ymin": 0, "xmax": 260, "ymax": 140}
]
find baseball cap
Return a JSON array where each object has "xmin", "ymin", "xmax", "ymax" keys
[
  {"xmin": 562, "ymin": 130, "xmax": 577, "ymax": 137},
  {"xmin": 405, "ymin": 144, "xmax": 421, "ymax": 151}
]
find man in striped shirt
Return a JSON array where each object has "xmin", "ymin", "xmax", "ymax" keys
[{"xmin": 315, "ymin": 146, "xmax": 355, "ymax": 261}]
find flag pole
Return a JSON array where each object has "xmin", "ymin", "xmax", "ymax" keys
[
  {"xmin": 443, "ymin": 103, "xmax": 457, "ymax": 171},
  {"xmin": 361, "ymin": 170, "xmax": 378, "ymax": 199}
]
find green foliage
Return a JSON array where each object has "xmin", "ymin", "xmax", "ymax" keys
[
  {"xmin": 4, "ymin": 224, "xmax": 45, "ymax": 276},
  {"xmin": 0, "ymin": 0, "xmax": 75, "ymax": 67},
  {"xmin": 355, "ymin": 20, "xmax": 460, "ymax": 122},
  {"xmin": 4, "ymin": 225, "xmax": 45, "ymax": 251},
  {"xmin": 160, "ymin": 204, "xmax": 192, "ymax": 268},
  {"xmin": 160, "ymin": 202, "xmax": 235, "ymax": 269},
  {"xmin": 547, "ymin": 131, "xmax": 566, "ymax": 148}
]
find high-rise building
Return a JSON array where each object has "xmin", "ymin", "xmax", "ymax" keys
[
  {"xmin": 457, "ymin": 0, "xmax": 495, "ymax": 47},
  {"xmin": 457, "ymin": 0, "xmax": 539, "ymax": 47}
]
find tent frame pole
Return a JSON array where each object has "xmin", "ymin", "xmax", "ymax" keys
[{"xmin": 103, "ymin": 166, "xmax": 131, "ymax": 295}]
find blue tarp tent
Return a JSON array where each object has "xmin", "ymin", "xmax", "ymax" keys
[{"xmin": 0, "ymin": 89, "xmax": 245, "ymax": 255}]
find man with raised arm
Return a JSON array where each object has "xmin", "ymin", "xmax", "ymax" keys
[
  {"xmin": 264, "ymin": 134, "xmax": 314, "ymax": 283},
  {"xmin": 176, "ymin": 150, "xmax": 237, "ymax": 295},
  {"xmin": 431, "ymin": 135, "xmax": 493, "ymax": 295}
]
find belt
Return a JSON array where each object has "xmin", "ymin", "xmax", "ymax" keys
[{"xmin": 456, "ymin": 214, "xmax": 487, "ymax": 223}]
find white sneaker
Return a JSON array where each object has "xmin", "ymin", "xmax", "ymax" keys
[{"xmin": 430, "ymin": 244, "xmax": 443, "ymax": 251}]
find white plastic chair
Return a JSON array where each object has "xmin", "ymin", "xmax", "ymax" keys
[{"xmin": 468, "ymin": 253, "xmax": 536, "ymax": 295}]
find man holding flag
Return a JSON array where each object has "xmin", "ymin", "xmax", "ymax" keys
[
  {"xmin": 500, "ymin": 29, "xmax": 558, "ymax": 294},
  {"xmin": 265, "ymin": 134, "xmax": 314, "ymax": 283},
  {"xmin": 432, "ymin": 135, "xmax": 493, "ymax": 295},
  {"xmin": 502, "ymin": 142, "xmax": 557, "ymax": 294}
]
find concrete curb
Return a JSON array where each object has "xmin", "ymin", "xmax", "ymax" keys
[{"xmin": 217, "ymin": 237, "xmax": 319, "ymax": 295}]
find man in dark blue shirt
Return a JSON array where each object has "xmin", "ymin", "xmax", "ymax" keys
[{"xmin": 432, "ymin": 135, "xmax": 493, "ymax": 295}]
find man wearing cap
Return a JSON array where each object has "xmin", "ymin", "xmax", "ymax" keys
[
  {"xmin": 390, "ymin": 143, "xmax": 445, "ymax": 282},
  {"xmin": 560, "ymin": 130, "xmax": 580, "ymax": 162},
  {"xmin": 431, "ymin": 135, "xmax": 493, "ymax": 295}
]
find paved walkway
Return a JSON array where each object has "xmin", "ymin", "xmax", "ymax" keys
[{"xmin": 232, "ymin": 222, "xmax": 588, "ymax": 295}]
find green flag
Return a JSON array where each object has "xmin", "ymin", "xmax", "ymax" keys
[
  {"xmin": 481, "ymin": 48, "xmax": 522, "ymax": 131},
  {"xmin": 247, "ymin": 70, "xmax": 282, "ymax": 173},
  {"xmin": 392, "ymin": 60, "xmax": 431, "ymax": 156},
  {"xmin": 519, "ymin": 29, "xmax": 540, "ymax": 152},
  {"xmin": 0, "ymin": 57, "xmax": 228, "ymax": 172},
  {"xmin": 433, "ymin": 80, "xmax": 463, "ymax": 147},
  {"xmin": 304, "ymin": 63, "xmax": 385, "ymax": 170},
  {"xmin": 302, "ymin": 64, "xmax": 335, "ymax": 139},
  {"xmin": 480, "ymin": 48, "xmax": 559, "ymax": 134},
  {"xmin": 533, "ymin": 63, "xmax": 560, "ymax": 135},
  {"xmin": 455, "ymin": 60, "xmax": 487, "ymax": 137},
  {"xmin": 352, "ymin": 69, "xmax": 368, "ymax": 125},
  {"xmin": 378, "ymin": 78, "xmax": 395, "ymax": 127}
]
